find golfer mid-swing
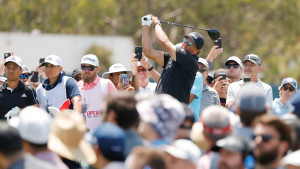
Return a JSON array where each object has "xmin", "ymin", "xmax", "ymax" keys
[{"xmin": 142, "ymin": 14, "xmax": 204, "ymax": 104}]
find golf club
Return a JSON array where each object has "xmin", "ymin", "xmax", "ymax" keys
[{"xmin": 160, "ymin": 21, "xmax": 220, "ymax": 40}]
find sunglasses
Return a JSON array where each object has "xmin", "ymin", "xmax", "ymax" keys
[
  {"xmin": 199, "ymin": 68, "xmax": 207, "ymax": 73},
  {"xmin": 183, "ymin": 37, "xmax": 195, "ymax": 47},
  {"xmin": 81, "ymin": 65, "xmax": 95, "ymax": 71},
  {"xmin": 20, "ymin": 74, "xmax": 31, "ymax": 79},
  {"xmin": 283, "ymin": 86, "xmax": 295, "ymax": 92},
  {"xmin": 252, "ymin": 134, "xmax": 274, "ymax": 142},
  {"xmin": 225, "ymin": 64, "xmax": 239, "ymax": 69}
]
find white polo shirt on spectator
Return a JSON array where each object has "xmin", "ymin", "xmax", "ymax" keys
[{"xmin": 226, "ymin": 80, "xmax": 273, "ymax": 109}]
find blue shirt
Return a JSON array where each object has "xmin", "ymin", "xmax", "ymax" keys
[
  {"xmin": 189, "ymin": 72, "xmax": 203, "ymax": 121},
  {"xmin": 272, "ymin": 98, "xmax": 289, "ymax": 117}
]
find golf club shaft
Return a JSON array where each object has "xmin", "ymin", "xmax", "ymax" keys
[{"xmin": 160, "ymin": 21, "xmax": 207, "ymax": 31}]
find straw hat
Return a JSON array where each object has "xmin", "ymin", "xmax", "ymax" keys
[{"xmin": 48, "ymin": 112, "xmax": 96, "ymax": 164}]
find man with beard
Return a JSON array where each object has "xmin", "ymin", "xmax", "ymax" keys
[
  {"xmin": 252, "ymin": 114, "xmax": 292, "ymax": 169},
  {"xmin": 78, "ymin": 54, "xmax": 116, "ymax": 132},
  {"xmin": 224, "ymin": 56, "xmax": 243, "ymax": 83}
]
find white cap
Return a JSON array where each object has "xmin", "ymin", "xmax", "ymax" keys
[
  {"xmin": 198, "ymin": 58, "xmax": 209, "ymax": 69},
  {"xmin": 22, "ymin": 65, "xmax": 31, "ymax": 74},
  {"xmin": 41, "ymin": 55, "xmax": 62, "ymax": 67},
  {"xmin": 81, "ymin": 54, "xmax": 99, "ymax": 67},
  {"xmin": 5, "ymin": 56, "xmax": 23, "ymax": 67},
  {"xmin": 102, "ymin": 63, "xmax": 133, "ymax": 79},
  {"xmin": 164, "ymin": 139, "xmax": 202, "ymax": 166},
  {"xmin": 225, "ymin": 56, "xmax": 243, "ymax": 69},
  {"xmin": 18, "ymin": 106, "xmax": 51, "ymax": 144}
]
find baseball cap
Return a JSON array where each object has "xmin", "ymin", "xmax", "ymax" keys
[
  {"xmin": 0, "ymin": 77, "xmax": 6, "ymax": 82},
  {"xmin": 72, "ymin": 68, "xmax": 82, "ymax": 78},
  {"xmin": 198, "ymin": 58, "xmax": 209, "ymax": 69},
  {"xmin": 214, "ymin": 69, "xmax": 227, "ymax": 79},
  {"xmin": 164, "ymin": 139, "xmax": 202, "ymax": 166},
  {"xmin": 212, "ymin": 136, "xmax": 248, "ymax": 154},
  {"xmin": 287, "ymin": 90, "xmax": 300, "ymax": 117},
  {"xmin": 201, "ymin": 105, "xmax": 231, "ymax": 136},
  {"xmin": 40, "ymin": 55, "xmax": 62, "ymax": 67},
  {"xmin": 102, "ymin": 63, "xmax": 133, "ymax": 79},
  {"xmin": 4, "ymin": 56, "xmax": 23, "ymax": 67},
  {"xmin": 22, "ymin": 65, "xmax": 31, "ymax": 74},
  {"xmin": 0, "ymin": 121, "xmax": 23, "ymax": 154},
  {"xmin": 281, "ymin": 77, "xmax": 297, "ymax": 89},
  {"xmin": 184, "ymin": 32, "xmax": 205, "ymax": 49},
  {"xmin": 136, "ymin": 94, "xmax": 185, "ymax": 142},
  {"xmin": 18, "ymin": 106, "xmax": 51, "ymax": 145},
  {"xmin": 243, "ymin": 54, "xmax": 261, "ymax": 66},
  {"xmin": 93, "ymin": 122, "xmax": 126, "ymax": 161},
  {"xmin": 81, "ymin": 54, "xmax": 99, "ymax": 67},
  {"xmin": 235, "ymin": 82, "xmax": 266, "ymax": 112},
  {"xmin": 225, "ymin": 56, "xmax": 243, "ymax": 69}
]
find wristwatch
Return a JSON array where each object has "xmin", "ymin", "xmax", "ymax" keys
[{"xmin": 147, "ymin": 65, "xmax": 154, "ymax": 71}]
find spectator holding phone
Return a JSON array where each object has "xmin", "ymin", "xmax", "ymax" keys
[
  {"xmin": 213, "ymin": 69, "xmax": 230, "ymax": 107},
  {"xmin": 0, "ymin": 56, "xmax": 38, "ymax": 119},
  {"xmin": 102, "ymin": 63, "xmax": 135, "ymax": 92},
  {"xmin": 36, "ymin": 55, "xmax": 82, "ymax": 116},
  {"xmin": 20, "ymin": 65, "xmax": 32, "ymax": 84},
  {"xmin": 273, "ymin": 77, "xmax": 297, "ymax": 117}
]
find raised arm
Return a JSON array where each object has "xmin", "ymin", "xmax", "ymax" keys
[{"xmin": 150, "ymin": 15, "xmax": 177, "ymax": 61}]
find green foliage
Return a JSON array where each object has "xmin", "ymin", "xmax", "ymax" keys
[
  {"xmin": 85, "ymin": 44, "xmax": 112, "ymax": 75},
  {"xmin": 0, "ymin": 0, "xmax": 299, "ymax": 84}
]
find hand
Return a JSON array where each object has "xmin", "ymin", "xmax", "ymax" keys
[
  {"xmin": 213, "ymin": 76, "xmax": 222, "ymax": 91},
  {"xmin": 149, "ymin": 14, "xmax": 159, "ymax": 27},
  {"xmin": 131, "ymin": 54, "xmax": 139, "ymax": 67},
  {"xmin": 140, "ymin": 53, "xmax": 152, "ymax": 69},
  {"xmin": 124, "ymin": 84, "xmax": 135, "ymax": 93},
  {"xmin": 142, "ymin": 15, "xmax": 152, "ymax": 27},
  {"xmin": 206, "ymin": 46, "xmax": 223, "ymax": 62}
]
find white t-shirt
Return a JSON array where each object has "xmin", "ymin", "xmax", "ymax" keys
[
  {"xmin": 139, "ymin": 82, "xmax": 157, "ymax": 93},
  {"xmin": 226, "ymin": 80, "xmax": 273, "ymax": 109}
]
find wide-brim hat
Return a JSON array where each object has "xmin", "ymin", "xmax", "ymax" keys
[
  {"xmin": 48, "ymin": 112, "xmax": 96, "ymax": 165},
  {"xmin": 102, "ymin": 63, "xmax": 133, "ymax": 79}
]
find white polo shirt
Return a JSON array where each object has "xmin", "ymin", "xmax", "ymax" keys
[{"xmin": 226, "ymin": 80, "xmax": 273, "ymax": 109}]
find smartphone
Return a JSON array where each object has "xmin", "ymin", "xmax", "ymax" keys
[
  {"xmin": 39, "ymin": 58, "xmax": 45, "ymax": 63},
  {"xmin": 4, "ymin": 52, "xmax": 13, "ymax": 59},
  {"xmin": 243, "ymin": 78, "xmax": 251, "ymax": 83},
  {"xmin": 214, "ymin": 38, "xmax": 222, "ymax": 49},
  {"xmin": 218, "ymin": 72, "xmax": 226, "ymax": 81},
  {"xmin": 31, "ymin": 71, "xmax": 39, "ymax": 82},
  {"xmin": 135, "ymin": 46, "xmax": 143, "ymax": 61},
  {"xmin": 120, "ymin": 74, "xmax": 128, "ymax": 87}
]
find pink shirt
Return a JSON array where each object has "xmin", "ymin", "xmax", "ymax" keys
[{"xmin": 78, "ymin": 76, "xmax": 116, "ymax": 92}]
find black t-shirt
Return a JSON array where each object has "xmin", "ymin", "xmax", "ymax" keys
[
  {"xmin": 155, "ymin": 47, "xmax": 198, "ymax": 104},
  {"xmin": 0, "ymin": 81, "xmax": 38, "ymax": 119}
]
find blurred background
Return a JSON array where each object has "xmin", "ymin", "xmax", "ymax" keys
[{"xmin": 0, "ymin": 0, "xmax": 299, "ymax": 97}]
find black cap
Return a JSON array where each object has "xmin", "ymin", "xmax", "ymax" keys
[
  {"xmin": 72, "ymin": 68, "xmax": 82, "ymax": 78},
  {"xmin": 0, "ymin": 121, "xmax": 23, "ymax": 154},
  {"xmin": 184, "ymin": 32, "xmax": 205, "ymax": 49}
]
